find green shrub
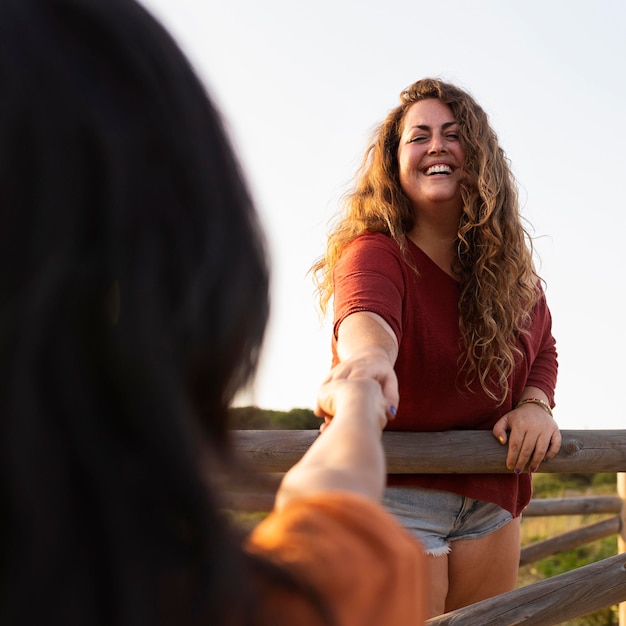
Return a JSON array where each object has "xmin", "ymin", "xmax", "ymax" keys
[
  {"xmin": 229, "ymin": 406, "xmax": 320, "ymax": 430},
  {"xmin": 591, "ymin": 472, "xmax": 617, "ymax": 491},
  {"xmin": 532, "ymin": 473, "xmax": 618, "ymax": 501}
]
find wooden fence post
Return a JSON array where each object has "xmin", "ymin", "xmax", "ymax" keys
[{"xmin": 617, "ymin": 472, "xmax": 626, "ymax": 626}]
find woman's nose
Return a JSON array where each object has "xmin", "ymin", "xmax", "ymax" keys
[{"xmin": 428, "ymin": 134, "xmax": 447, "ymax": 154}]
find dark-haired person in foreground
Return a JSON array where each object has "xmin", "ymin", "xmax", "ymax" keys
[{"xmin": 0, "ymin": 0, "xmax": 427, "ymax": 624}]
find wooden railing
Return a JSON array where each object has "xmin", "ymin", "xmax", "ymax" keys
[{"xmin": 231, "ymin": 429, "xmax": 626, "ymax": 625}]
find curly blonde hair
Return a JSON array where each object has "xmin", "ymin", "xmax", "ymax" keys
[{"xmin": 312, "ymin": 78, "xmax": 540, "ymax": 404}]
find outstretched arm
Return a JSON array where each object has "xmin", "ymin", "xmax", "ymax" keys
[
  {"xmin": 321, "ymin": 311, "xmax": 399, "ymax": 410},
  {"xmin": 275, "ymin": 378, "xmax": 394, "ymax": 511}
]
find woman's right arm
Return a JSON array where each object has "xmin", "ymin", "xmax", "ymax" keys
[{"xmin": 321, "ymin": 311, "xmax": 400, "ymax": 411}]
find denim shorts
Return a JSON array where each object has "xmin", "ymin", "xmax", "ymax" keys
[{"xmin": 382, "ymin": 486, "xmax": 514, "ymax": 556}]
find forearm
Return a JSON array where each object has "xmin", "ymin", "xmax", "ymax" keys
[
  {"xmin": 275, "ymin": 380, "xmax": 388, "ymax": 511},
  {"xmin": 518, "ymin": 386, "xmax": 550, "ymax": 404},
  {"xmin": 336, "ymin": 311, "xmax": 399, "ymax": 364},
  {"xmin": 327, "ymin": 312, "xmax": 400, "ymax": 408}
]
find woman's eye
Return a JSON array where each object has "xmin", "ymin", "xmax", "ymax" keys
[
  {"xmin": 408, "ymin": 136, "xmax": 427, "ymax": 143},
  {"xmin": 446, "ymin": 133, "xmax": 459, "ymax": 140}
]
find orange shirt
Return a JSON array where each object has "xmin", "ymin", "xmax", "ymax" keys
[{"xmin": 246, "ymin": 491, "xmax": 428, "ymax": 625}]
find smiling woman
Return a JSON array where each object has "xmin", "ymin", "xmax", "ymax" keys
[{"xmin": 311, "ymin": 77, "xmax": 561, "ymax": 618}]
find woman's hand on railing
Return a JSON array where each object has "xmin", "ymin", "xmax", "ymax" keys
[{"xmin": 493, "ymin": 402, "xmax": 561, "ymax": 475}]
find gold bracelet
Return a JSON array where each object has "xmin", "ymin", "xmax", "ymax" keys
[{"xmin": 516, "ymin": 397, "xmax": 553, "ymax": 418}]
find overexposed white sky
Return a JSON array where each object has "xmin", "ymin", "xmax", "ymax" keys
[{"xmin": 141, "ymin": 0, "xmax": 626, "ymax": 430}]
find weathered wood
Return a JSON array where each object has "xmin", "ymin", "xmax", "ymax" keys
[
  {"xmin": 232, "ymin": 429, "xmax": 626, "ymax": 474},
  {"xmin": 619, "ymin": 473, "xmax": 626, "ymax": 626},
  {"xmin": 619, "ymin": 473, "xmax": 626, "ymax": 545},
  {"xmin": 224, "ymin": 494, "xmax": 625, "ymax": 517},
  {"xmin": 427, "ymin": 553, "xmax": 626, "ymax": 626},
  {"xmin": 220, "ymin": 492, "xmax": 275, "ymax": 512},
  {"xmin": 520, "ymin": 516, "xmax": 621, "ymax": 566},
  {"xmin": 524, "ymin": 496, "xmax": 623, "ymax": 517}
]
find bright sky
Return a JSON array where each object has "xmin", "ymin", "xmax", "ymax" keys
[{"xmin": 141, "ymin": 0, "xmax": 625, "ymax": 430}]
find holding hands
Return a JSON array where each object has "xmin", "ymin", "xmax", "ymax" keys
[
  {"xmin": 317, "ymin": 348, "xmax": 399, "ymax": 429},
  {"xmin": 316, "ymin": 377, "xmax": 393, "ymax": 434},
  {"xmin": 318, "ymin": 311, "xmax": 400, "ymax": 429},
  {"xmin": 275, "ymin": 377, "xmax": 395, "ymax": 510}
]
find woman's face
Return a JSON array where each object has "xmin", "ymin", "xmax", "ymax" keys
[{"xmin": 397, "ymin": 98, "xmax": 465, "ymax": 216}]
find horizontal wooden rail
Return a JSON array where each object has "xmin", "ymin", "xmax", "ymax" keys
[
  {"xmin": 524, "ymin": 496, "xmax": 624, "ymax": 517},
  {"xmin": 222, "ymin": 495, "xmax": 625, "ymax": 521},
  {"xmin": 232, "ymin": 429, "xmax": 626, "ymax": 474},
  {"xmin": 520, "ymin": 516, "xmax": 621, "ymax": 566},
  {"xmin": 220, "ymin": 491, "xmax": 275, "ymax": 512},
  {"xmin": 426, "ymin": 553, "xmax": 626, "ymax": 626}
]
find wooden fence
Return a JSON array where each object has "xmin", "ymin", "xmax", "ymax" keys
[{"xmin": 231, "ymin": 429, "xmax": 626, "ymax": 625}]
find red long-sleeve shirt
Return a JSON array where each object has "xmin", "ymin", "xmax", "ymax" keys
[{"xmin": 332, "ymin": 232, "xmax": 558, "ymax": 517}]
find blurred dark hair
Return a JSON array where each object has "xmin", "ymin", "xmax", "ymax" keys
[{"xmin": 0, "ymin": 0, "xmax": 273, "ymax": 623}]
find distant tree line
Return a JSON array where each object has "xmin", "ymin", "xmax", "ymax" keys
[{"xmin": 229, "ymin": 406, "xmax": 320, "ymax": 430}]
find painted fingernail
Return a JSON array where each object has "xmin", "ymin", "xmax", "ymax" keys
[
  {"xmin": 388, "ymin": 405, "xmax": 397, "ymax": 417},
  {"xmin": 515, "ymin": 469, "xmax": 521, "ymax": 475},
  {"xmin": 498, "ymin": 435, "xmax": 506, "ymax": 445}
]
